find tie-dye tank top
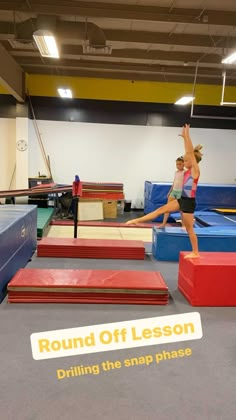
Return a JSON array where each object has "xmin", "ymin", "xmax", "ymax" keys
[
  {"xmin": 182, "ymin": 169, "xmax": 199, "ymax": 198},
  {"xmin": 173, "ymin": 170, "xmax": 184, "ymax": 192}
]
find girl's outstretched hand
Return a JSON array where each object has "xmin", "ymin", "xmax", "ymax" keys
[
  {"xmin": 179, "ymin": 124, "xmax": 190, "ymax": 138},
  {"xmin": 178, "ymin": 126, "xmax": 185, "ymax": 138},
  {"xmin": 184, "ymin": 123, "xmax": 190, "ymax": 137}
]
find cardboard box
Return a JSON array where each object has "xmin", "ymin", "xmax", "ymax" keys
[{"xmin": 103, "ymin": 200, "xmax": 117, "ymax": 218}]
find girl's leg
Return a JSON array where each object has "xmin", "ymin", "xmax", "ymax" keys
[
  {"xmin": 181, "ymin": 212, "xmax": 199, "ymax": 258},
  {"xmin": 180, "ymin": 211, "xmax": 185, "ymax": 229},
  {"xmin": 159, "ymin": 196, "xmax": 175, "ymax": 228},
  {"xmin": 126, "ymin": 200, "xmax": 180, "ymax": 225}
]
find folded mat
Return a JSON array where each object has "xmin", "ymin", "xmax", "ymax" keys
[
  {"xmin": 37, "ymin": 238, "xmax": 145, "ymax": 259},
  {"xmin": 8, "ymin": 268, "xmax": 169, "ymax": 305}
]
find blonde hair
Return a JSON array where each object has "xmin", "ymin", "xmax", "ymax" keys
[{"xmin": 194, "ymin": 144, "xmax": 203, "ymax": 163}]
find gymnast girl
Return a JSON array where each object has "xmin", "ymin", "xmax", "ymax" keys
[{"xmin": 126, "ymin": 124, "xmax": 203, "ymax": 259}]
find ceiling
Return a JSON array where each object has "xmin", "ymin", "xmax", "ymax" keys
[{"xmin": 1, "ymin": 0, "xmax": 236, "ymax": 94}]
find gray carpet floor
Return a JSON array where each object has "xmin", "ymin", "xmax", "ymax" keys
[{"xmin": 0, "ymin": 214, "xmax": 235, "ymax": 420}]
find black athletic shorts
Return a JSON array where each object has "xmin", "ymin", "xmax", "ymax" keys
[{"xmin": 177, "ymin": 196, "xmax": 196, "ymax": 214}]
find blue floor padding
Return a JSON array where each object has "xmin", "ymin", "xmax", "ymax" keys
[
  {"xmin": 0, "ymin": 205, "xmax": 37, "ymax": 302},
  {"xmin": 168, "ymin": 211, "xmax": 209, "ymax": 227},
  {"xmin": 195, "ymin": 213, "xmax": 236, "ymax": 227},
  {"xmin": 171, "ymin": 211, "xmax": 218, "ymax": 220},
  {"xmin": 152, "ymin": 226, "xmax": 236, "ymax": 261}
]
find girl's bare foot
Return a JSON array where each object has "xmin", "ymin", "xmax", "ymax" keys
[{"xmin": 184, "ymin": 252, "xmax": 200, "ymax": 259}]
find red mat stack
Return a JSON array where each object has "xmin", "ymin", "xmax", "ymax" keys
[
  {"xmin": 8, "ymin": 269, "xmax": 169, "ymax": 304},
  {"xmin": 82, "ymin": 182, "xmax": 124, "ymax": 200},
  {"xmin": 37, "ymin": 238, "xmax": 145, "ymax": 259},
  {"xmin": 178, "ymin": 252, "xmax": 236, "ymax": 306}
]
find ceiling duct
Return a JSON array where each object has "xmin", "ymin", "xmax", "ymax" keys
[
  {"xmin": 14, "ymin": 17, "xmax": 107, "ymax": 52},
  {"xmin": 15, "ymin": 16, "xmax": 57, "ymax": 43},
  {"xmin": 16, "ymin": 19, "xmax": 36, "ymax": 43},
  {"xmin": 36, "ymin": 15, "xmax": 57, "ymax": 32},
  {"xmin": 56, "ymin": 20, "xmax": 107, "ymax": 51},
  {"xmin": 84, "ymin": 21, "xmax": 106, "ymax": 49}
]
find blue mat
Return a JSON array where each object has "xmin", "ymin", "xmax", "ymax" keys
[
  {"xmin": 0, "ymin": 205, "xmax": 37, "ymax": 302},
  {"xmin": 144, "ymin": 182, "xmax": 236, "ymax": 222},
  {"xmin": 152, "ymin": 226, "xmax": 236, "ymax": 261},
  {"xmin": 195, "ymin": 213, "xmax": 236, "ymax": 227}
]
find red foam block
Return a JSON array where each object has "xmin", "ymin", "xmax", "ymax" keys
[
  {"xmin": 178, "ymin": 252, "xmax": 236, "ymax": 306},
  {"xmin": 37, "ymin": 238, "xmax": 145, "ymax": 259}
]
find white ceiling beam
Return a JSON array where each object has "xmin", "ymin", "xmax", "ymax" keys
[{"xmin": 0, "ymin": 1, "xmax": 236, "ymax": 26}]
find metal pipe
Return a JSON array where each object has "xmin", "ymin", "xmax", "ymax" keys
[
  {"xmin": 191, "ymin": 61, "xmax": 199, "ymax": 117},
  {"xmin": 220, "ymin": 71, "xmax": 226, "ymax": 105},
  {"xmin": 220, "ymin": 70, "xmax": 236, "ymax": 106},
  {"xmin": 27, "ymin": 93, "xmax": 53, "ymax": 179},
  {"xmin": 191, "ymin": 114, "xmax": 236, "ymax": 120},
  {"xmin": 190, "ymin": 62, "xmax": 236, "ymax": 120}
]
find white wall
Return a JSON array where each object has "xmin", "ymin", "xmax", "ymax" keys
[
  {"xmin": 27, "ymin": 120, "xmax": 236, "ymax": 208},
  {"xmin": 0, "ymin": 118, "xmax": 16, "ymax": 193}
]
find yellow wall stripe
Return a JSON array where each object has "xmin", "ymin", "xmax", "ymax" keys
[
  {"xmin": 1, "ymin": 73, "xmax": 236, "ymax": 106},
  {"xmin": 0, "ymin": 84, "xmax": 10, "ymax": 94},
  {"xmin": 25, "ymin": 74, "xmax": 236, "ymax": 105}
]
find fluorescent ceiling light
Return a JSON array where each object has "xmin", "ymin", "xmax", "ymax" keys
[
  {"xmin": 221, "ymin": 52, "xmax": 236, "ymax": 64},
  {"xmin": 175, "ymin": 96, "xmax": 195, "ymax": 105},
  {"xmin": 33, "ymin": 30, "xmax": 59, "ymax": 58},
  {"xmin": 58, "ymin": 88, "xmax": 73, "ymax": 98}
]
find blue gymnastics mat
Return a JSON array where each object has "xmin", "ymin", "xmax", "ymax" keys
[
  {"xmin": 145, "ymin": 182, "xmax": 236, "ymax": 209},
  {"xmin": 195, "ymin": 212, "xmax": 236, "ymax": 227},
  {"xmin": 144, "ymin": 182, "xmax": 236, "ymax": 222},
  {"xmin": 0, "ymin": 205, "xmax": 37, "ymax": 302},
  {"xmin": 152, "ymin": 226, "xmax": 236, "ymax": 261}
]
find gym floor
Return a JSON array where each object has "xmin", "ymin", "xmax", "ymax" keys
[{"xmin": 0, "ymin": 211, "xmax": 235, "ymax": 420}]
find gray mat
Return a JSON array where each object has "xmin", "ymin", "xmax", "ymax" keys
[{"xmin": 0, "ymin": 252, "xmax": 236, "ymax": 420}]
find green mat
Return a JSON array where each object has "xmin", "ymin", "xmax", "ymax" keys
[{"xmin": 37, "ymin": 207, "xmax": 54, "ymax": 238}]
